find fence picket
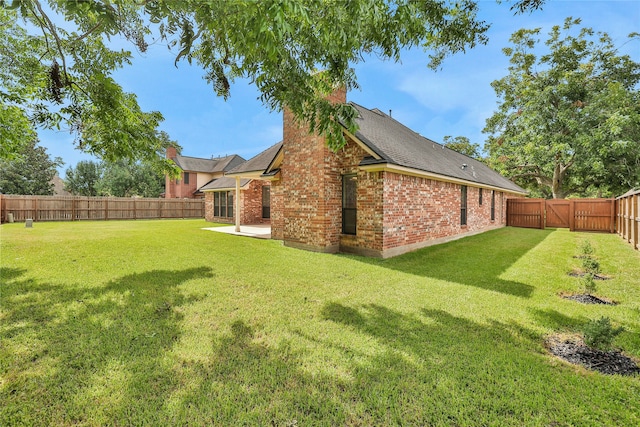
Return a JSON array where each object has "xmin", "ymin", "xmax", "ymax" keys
[{"xmin": 1, "ymin": 195, "xmax": 204, "ymax": 223}]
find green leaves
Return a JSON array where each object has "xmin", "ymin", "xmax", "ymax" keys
[
  {"xmin": 484, "ymin": 17, "xmax": 640, "ymax": 198},
  {"xmin": 0, "ymin": 139, "xmax": 63, "ymax": 195}
]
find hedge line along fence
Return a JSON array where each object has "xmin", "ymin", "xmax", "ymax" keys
[
  {"xmin": 0, "ymin": 194, "xmax": 204, "ymax": 223},
  {"xmin": 616, "ymin": 189, "xmax": 639, "ymax": 251}
]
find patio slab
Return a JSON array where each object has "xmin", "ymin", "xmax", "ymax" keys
[{"xmin": 202, "ymin": 224, "xmax": 271, "ymax": 239}]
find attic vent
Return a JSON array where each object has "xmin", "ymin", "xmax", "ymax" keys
[
  {"xmin": 371, "ymin": 108, "xmax": 386, "ymax": 116},
  {"xmin": 461, "ymin": 164, "xmax": 468, "ymax": 170}
]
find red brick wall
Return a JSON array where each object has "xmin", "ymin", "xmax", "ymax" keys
[
  {"xmin": 279, "ymin": 88, "xmax": 348, "ymax": 252},
  {"xmin": 270, "ymin": 179, "xmax": 284, "ymax": 240},
  {"xmin": 376, "ymin": 173, "xmax": 514, "ymax": 256},
  {"xmin": 241, "ymin": 180, "xmax": 270, "ymax": 225},
  {"xmin": 165, "ymin": 172, "xmax": 198, "ymax": 199}
]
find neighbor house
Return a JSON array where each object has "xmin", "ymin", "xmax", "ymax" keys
[
  {"xmin": 207, "ymin": 89, "xmax": 527, "ymax": 258},
  {"xmin": 164, "ymin": 146, "xmax": 245, "ymax": 198}
]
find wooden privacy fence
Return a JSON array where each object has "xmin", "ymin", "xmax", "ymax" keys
[
  {"xmin": 616, "ymin": 189, "xmax": 639, "ymax": 251},
  {"xmin": 507, "ymin": 198, "xmax": 616, "ymax": 233},
  {"xmin": 0, "ymin": 195, "xmax": 204, "ymax": 223}
]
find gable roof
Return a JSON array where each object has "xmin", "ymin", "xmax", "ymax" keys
[
  {"xmin": 349, "ymin": 103, "xmax": 526, "ymax": 194},
  {"xmin": 173, "ymin": 154, "xmax": 246, "ymax": 173},
  {"xmin": 226, "ymin": 142, "xmax": 283, "ymax": 176}
]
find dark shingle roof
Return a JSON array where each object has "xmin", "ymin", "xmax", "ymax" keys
[
  {"xmin": 199, "ymin": 177, "xmax": 251, "ymax": 191},
  {"xmin": 227, "ymin": 142, "xmax": 283, "ymax": 175},
  {"xmin": 174, "ymin": 154, "xmax": 246, "ymax": 173},
  {"xmin": 350, "ymin": 103, "xmax": 525, "ymax": 193}
]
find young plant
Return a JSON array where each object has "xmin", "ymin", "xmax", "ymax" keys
[
  {"xmin": 580, "ymin": 240, "xmax": 594, "ymax": 257},
  {"xmin": 581, "ymin": 257, "xmax": 600, "ymax": 275},
  {"xmin": 583, "ymin": 317, "xmax": 624, "ymax": 351},
  {"xmin": 580, "ymin": 273, "xmax": 597, "ymax": 295}
]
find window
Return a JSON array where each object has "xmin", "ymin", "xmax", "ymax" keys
[
  {"xmin": 460, "ymin": 185, "xmax": 467, "ymax": 226},
  {"xmin": 342, "ymin": 174, "xmax": 357, "ymax": 235},
  {"xmin": 479, "ymin": 188, "xmax": 483, "ymax": 205},
  {"xmin": 491, "ymin": 190, "xmax": 496, "ymax": 221},
  {"xmin": 262, "ymin": 186, "xmax": 271, "ymax": 218},
  {"xmin": 183, "ymin": 172, "xmax": 190, "ymax": 185},
  {"xmin": 213, "ymin": 191, "xmax": 233, "ymax": 218}
]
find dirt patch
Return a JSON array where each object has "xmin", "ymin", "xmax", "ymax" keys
[
  {"xmin": 561, "ymin": 293, "xmax": 617, "ymax": 305},
  {"xmin": 567, "ymin": 271, "xmax": 611, "ymax": 280},
  {"xmin": 547, "ymin": 336, "xmax": 640, "ymax": 376}
]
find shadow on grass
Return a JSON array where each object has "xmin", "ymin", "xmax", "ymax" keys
[
  {"xmin": 157, "ymin": 302, "xmax": 638, "ymax": 424},
  {"xmin": 347, "ymin": 227, "xmax": 555, "ymax": 297},
  {"xmin": 4, "ymin": 274, "xmax": 637, "ymax": 425},
  {"xmin": 1, "ymin": 266, "xmax": 213, "ymax": 426},
  {"xmin": 530, "ymin": 308, "xmax": 586, "ymax": 331}
]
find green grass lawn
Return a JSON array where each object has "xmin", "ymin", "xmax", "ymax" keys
[{"xmin": 1, "ymin": 220, "xmax": 639, "ymax": 426}]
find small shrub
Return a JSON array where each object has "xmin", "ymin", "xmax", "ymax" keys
[
  {"xmin": 580, "ymin": 240, "xmax": 594, "ymax": 256},
  {"xmin": 583, "ymin": 317, "xmax": 624, "ymax": 351},
  {"xmin": 580, "ymin": 273, "xmax": 597, "ymax": 295},
  {"xmin": 581, "ymin": 257, "xmax": 600, "ymax": 275}
]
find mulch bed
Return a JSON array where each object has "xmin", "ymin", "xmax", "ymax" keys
[
  {"xmin": 561, "ymin": 293, "xmax": 617, "ymax": 305},
  {"xmin": 567, "ymin": 272, "xmax": 611, "ymax": 280},
  {"xmin": 548, "ymin": 337, "xmax": 640, "ymax": 376}
]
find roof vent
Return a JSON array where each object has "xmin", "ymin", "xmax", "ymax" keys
[{"xmin": 461, "ymin": 164, "xmax": 468, "ymax": 170}]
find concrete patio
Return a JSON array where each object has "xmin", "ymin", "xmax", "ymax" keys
[{"xmin": 202, "ymin": 224, "xmax": 271, "ymax": 239}]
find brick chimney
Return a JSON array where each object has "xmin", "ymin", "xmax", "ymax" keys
[
  {"xmin": 275, "ymin": 87, "xmax": 347, "ymax": 252},
  {"xmin": 166, "ymin": 146, "xmax": 177, "ymax": 160}
]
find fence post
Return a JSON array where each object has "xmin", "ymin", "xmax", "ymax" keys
[
  {"xmin": 635, "ymin": 194, "xmax": 639, "ymax": 250},
  {"xmin": 569, "ymin": 200, "xmax": 575, "ymax": 231},
  {"xmin": 609, "ymin": 197, "xmax": 616, "ymax": 233},
  {"xmin": 540, "ymin": 199, "xmax": 545, "ymax": 230},
  {"xmin": 133, "ymin": 198, "xmax": 137, "ymax": 220},
  {"xmin": 104, "ymin": 198, "xmax": 108, "ymax": 220}
]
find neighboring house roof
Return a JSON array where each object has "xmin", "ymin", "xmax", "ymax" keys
[
  {"xmin": 212, "ymin": 154, "xmax": 246, "ymax": 173},
  {"xmin": 199, "ymin": 177, "xmax": 251, "ymax": 191},
  {"xmin": 348, "ymin": 103, "xmax": 526, "ymax": 194},
  {"xmin": 50, "ymin": 174, "xmax": 71, "ymax": 196},
  {"xmin": 226, "ymin": 142, "xmax": 283, "ymax": 176},
  {"xmin": 173, "ymin": 154, "xmax": 246, "ymax": 173}
]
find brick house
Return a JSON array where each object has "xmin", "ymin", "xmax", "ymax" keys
[
  {"xmin": 164, "ymin": 146, "xmax": 245, "ymax": 198},
  {"xmin": 201, "ymin": 142, "xmax": 281, "ymax": 224},
  {"xmin": 207, "ymin": 89, "xmax": 526, "ymax": 258}
]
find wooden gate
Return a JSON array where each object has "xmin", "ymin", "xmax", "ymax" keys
[
  {"xmin": 507, "ymin": 198, "xmax": 615, "ymax": 232},
  {"xmin": 546, "ymin": 200, "xmax": 571, "ymax": 228}
]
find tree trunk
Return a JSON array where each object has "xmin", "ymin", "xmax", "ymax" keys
[{"xmin": 551, "ymin": 161, "xmax": 566, "ymax": 199}]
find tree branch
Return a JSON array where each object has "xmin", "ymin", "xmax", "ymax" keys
[{"xmin": 33, "ymin": 0, "xmax": 69, "ymax": 82}]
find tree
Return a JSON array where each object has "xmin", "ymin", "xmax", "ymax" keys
[
  {"xmin": 0, "ymin": 139, "xmax": 63, "ymax": 194},
  {"xmin": 64, "ymin": 160, "xmax": 102, "ymax": 196},
  {"xmin": 1, "ymin": 0, "xmax": 546, "ymax": 164},
  {"xmin": 0, "ymin": 4, "xmax": 174, "ymax": 171},
  {"xmin": 96, "ymin": 160, "xmax": 164, "ymax": 198},
  {"xmin": 443, "ymin": 135, "xmax": 483, "ymax": 160},
  {"xmin": 484, "ymin": 18, "xmax": 640, "ymax": 198}
]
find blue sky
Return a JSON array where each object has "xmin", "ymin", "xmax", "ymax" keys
[{"xmin": 39, "ymin": 1, "xmax": 639, "ymax": 176}]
